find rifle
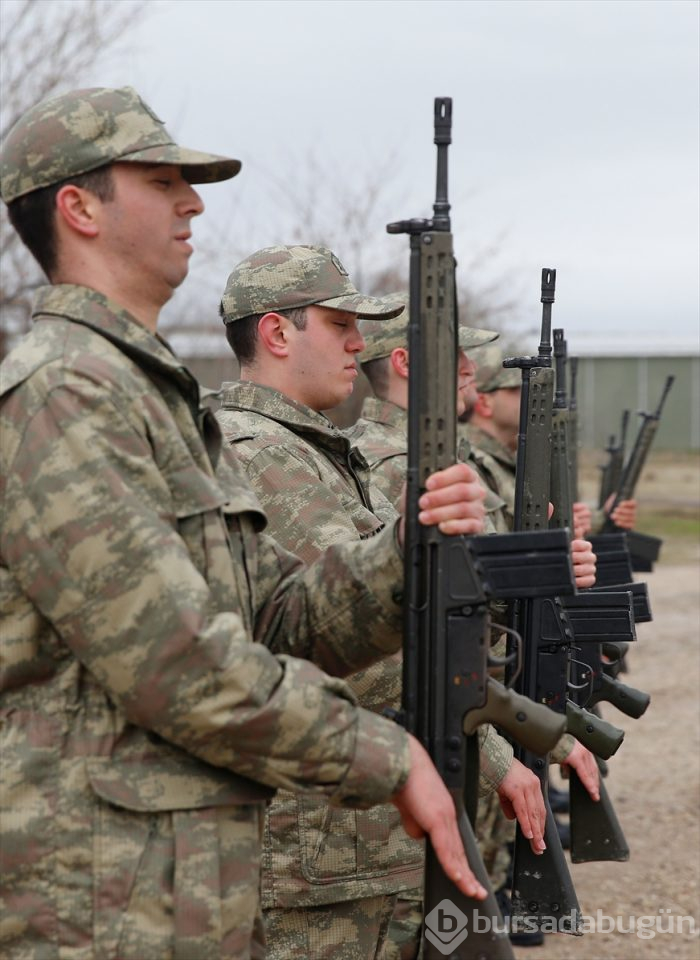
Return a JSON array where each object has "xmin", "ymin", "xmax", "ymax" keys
[
  {"xmin": 568, "ymin": 354, "xmax": 579, "ymax": 502},
  {"xmin": 388, "ymin": 98, "xmax": 574, "ymax": 960},
  {"xmin": 600, "ymin": 376, "xmax": 675, "ymax": 570},
  {"xmin": 503, "ymin": 274, "xmax": 584, "ymax": 935},
  {"xmin": 598, "ymin": 410, "xmax": 629, "ymax": 510},
  {"xmin": 549, "ymin": 330, "xmax": 655, "ymax": 862}
]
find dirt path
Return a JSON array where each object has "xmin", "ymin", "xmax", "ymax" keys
[{"xmin": 514, "ymin": 560, "xmax": 700, "ymax": 960}]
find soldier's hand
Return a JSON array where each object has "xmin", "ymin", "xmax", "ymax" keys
[
  {"xmin": 397, "ymin": 463, "xmax": 486, "ymax": 547},
  {"xmin": 496, "ymin": 757, "xmax": 547, "ymax": 855},
  {"xmin": 573, "ymin": 500, "xmax": 593, "ymax": 538},
  {"xmin": 392, "ymin": 734, "xmax": 488, "ymax": 900},
  {"xmin": 606, "ymin": 495, "xmax": 637, "ymax": 530},
  {"xmin": 559, "ymin": 740, "xmax": 600, "ymax": 800},
  {"xmin": 570, "ymin": 538, "xmax": 597, "ymax": 588}
]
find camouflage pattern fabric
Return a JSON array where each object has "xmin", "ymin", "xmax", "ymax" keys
[
  {"xmin": 348, "ymin": 397, "xmax": 515, "ymax": 795},
  {"xmin": 220, "ymin": 245, "xmax": 405, "ymax": 324},
  {"xmin": 0, "ymin": 285, "xmax": 416, "ymax": 960},
  {"xmin": 380, "ymin": 897, "xmax": 423, "ymax": 960},
  {"xmin": 216, "ymin": 381, "xmax": 424, "ymax": 918},
  {"xmin": 358, "ymin": 301, "xmax": 498, "ymax": 363},
  {"xmin": 0, "ymin": 85, "xmax": 240, "ymax": 203},
  {"xmin": 469, "ymin": 343, "xmax": 522, "ymax": 393},
  {"xmin": 460, "ymin": 424, "xmax": 517, "ymax": 531},
  {"xmin": 264, "ymin": 894, "xmax": 397, "ymax": 960}
]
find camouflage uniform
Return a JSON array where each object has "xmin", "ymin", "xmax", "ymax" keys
[
  {"xmin": 217, "ymin": 381, "xmax": 423, "ymax": 959},
  {"xmin": 0, "ymin": 90, "xmax": 415, "ymax": 960},
  {"xmin": 461, "ymin": 425, "xmax": 517, "ymax": 531}
]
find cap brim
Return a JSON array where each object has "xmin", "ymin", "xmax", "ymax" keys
[
  {"xmin": 458, "ymin": 326, "xmax": 499, "ymax": 349},
  {"xmin": 120, "ymin": 144, "xmax": 241, "ymax": 183},
  {"xmin": 316, "ymin": 293, "xmax": 405, "ymax": 320}
]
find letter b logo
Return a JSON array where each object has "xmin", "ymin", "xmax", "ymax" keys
[{"xmin": 425, "ymin": 899, "xmax": 469, "ymax": 954}]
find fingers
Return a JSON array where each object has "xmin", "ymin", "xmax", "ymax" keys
[
  {"xmin": 497, "ymin": 760, "xmax": 546, "ymax": 854},
  {"xmin": 428, "ymin": 805, "xmax": 488, "ymax": 900},
  {"xmin": 418, "ymin": 465, "xmax": 486, "ymax": 535},
  {"xmin": 572, "ymin": 501, "xmax": 593, "ymax": 538},
  {"xmin": 392, "ymin": 735, "xmax": 488, "ymax": 900},
  {"xmin": 563, "ymin": 742, "xmax": 600, "ymax": 801},
  {"xmin": 425, "ymin": 463, "xmax": 480, "ymax": 489},
  {"xmin": 571, "ymin": 538, "xmax": 597, "ymax": 588},
  {"xmin": 611, "ymin": 498, "xmax": 637, "ymax": 530}
]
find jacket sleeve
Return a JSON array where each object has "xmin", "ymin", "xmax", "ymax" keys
[{"xmin": 1, "ymin": 376, "xmax": 409, "ymax": 808}]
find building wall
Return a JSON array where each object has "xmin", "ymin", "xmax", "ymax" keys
[{"xmin": 575, "ymin": 354, "xmax": 699, "ymax": 452}]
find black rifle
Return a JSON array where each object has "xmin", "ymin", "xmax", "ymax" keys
[
  {"xmin": 598, "ymin": 410, "xmax": 630, "ymax": 510},
  {"xmin": 388, "ymin": 99, "xmax": 573, "ymax": 960},
  {"xmin": 568, "ymin": 354, "xmax": 579, "ymax": 502},
  {"xmin": 551, "ymin": 331, "xmax": 655, "ymax": 861},
  {"xmin": 599, "ymin": 376, "xmax": 675, "ymax": 571},
  {"xmin": 503, "ymin": 274, "xmax": 584, "ymax": 935}
]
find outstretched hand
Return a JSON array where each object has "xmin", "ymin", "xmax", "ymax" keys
[
  {"xmin": 559, "ymin": 739, "xmax": 600, "ymax": 800},
  {"xmin": 497, "ymin": 757, "xmax": 547, "ymax": 855},
  {"xmin": 392, "ymin": 734, "xmax": 488, "ymax": 900}
]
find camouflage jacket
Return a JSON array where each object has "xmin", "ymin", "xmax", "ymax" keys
[
  {"xmin": 349, "ymin": 397, "xmax": 514, "ymax": 792},
  {"xmin": 351, "ymin": 398, "xmax": 509, "ymax": 534},
  {"xmin": 0, "ymin": 286, "xmax": 412, "ymax": 959},
  {"xmin": 216, "ymin": 381, "xmax": 423, "ymax": 908},
  {"xmin": 461, "ymin": 424, "xmax": 517, "ymax": 530}
]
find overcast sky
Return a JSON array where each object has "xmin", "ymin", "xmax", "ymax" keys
[{"xmin": 12, "ymin": 0, "xmax": 700, "ymax": 351}]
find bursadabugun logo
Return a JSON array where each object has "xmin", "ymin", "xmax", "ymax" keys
[{"xmin": 424, "ymin": 899, "xmax": 469, "ymax": 955}]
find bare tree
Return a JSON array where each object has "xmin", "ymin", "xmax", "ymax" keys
[{"xmin": 0, "ymin": 0, "xmax": 145, "ymax": 358}]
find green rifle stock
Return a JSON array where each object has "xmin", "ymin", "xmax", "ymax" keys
[
  {"xmin": 565, "ymin": 701, "xmax": 624, "ymax": 759},
  {"xmin": 462, "ymin": 677, "xmax": 566, "ymax": 756}
]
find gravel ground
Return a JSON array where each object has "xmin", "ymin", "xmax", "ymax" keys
[{"xmin": 513, "ymin": 559, "xmax": 700, "ymax": 960}]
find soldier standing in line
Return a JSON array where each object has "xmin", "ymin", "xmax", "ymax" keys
[
  {"xmin": 216, "ymin": 252, "xmax": 554, "ymax": 960},
  {"xmin": 350, "ymin": 307, "xmax": 602, "ymax": 950},
  {"xmin": 463, "ymin": 343, "xmax": 637, "ymax": 537},
  {"xmin": 0, "ymin": 88, "xmax": 492, "ymax": 960}
]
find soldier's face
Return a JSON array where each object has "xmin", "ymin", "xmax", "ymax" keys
[
  {"xmin": 98, "ymin": 163, "xmax": 204, "ymax": 305},
  {"xmin": 287, "ymin": 305, "xmax": 365, "ymax": 411},
  {"xmin": 491, "ymin": 386, "xmax": 522, "ymax": 435},
  {"xmin": 456, "ymin": 349, "xmax": 478, "ymax": 417}
]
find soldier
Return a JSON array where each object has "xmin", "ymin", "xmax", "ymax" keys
[
  {"xmin": 351, "ymin": 307, "xmax": 601, "ymax": 948},
  {"xmin": 464, "ymin": 342, "xmax": 637, "ymax": 536},
  {"xmin": 0, "ymin": 87, "xmax": 489, "ymax": 960},
  {"xmin": 214, "ymin": 246, "xmax": 549, "ymax": 959}
]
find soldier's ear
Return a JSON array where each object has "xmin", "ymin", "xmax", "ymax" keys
[
  {"xmin": 390, "ymin": 347, "xmax": 410, "ymax": 380},
  {"xmin": 474, "ymin": 391, "xmax": 494, "ymax": 418},
  {"xmin": 258, "ymin": 312, "xmax": 291, "ymax": 358},
  {"xmin": 55, "ymin": 184, "xmax": 100, "ymax": 239}
]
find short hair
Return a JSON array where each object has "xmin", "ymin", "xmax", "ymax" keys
[
  {"xmin": 222, "ymin": 305, "xmax": 308, "ymax": 365},
  {"xmin": 7, "ymin": 166, "xmax": 115, "ymax": 277},
  {"xmin": 361, "ymin": 356, "xmax": 391, "ymax": 398}
]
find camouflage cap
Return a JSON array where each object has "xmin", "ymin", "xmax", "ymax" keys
[
  {"xmin": 358, "ymin": 294, "xmax": 499, "ymax": 363},
  {"xmin": 471, "ymin": 343, "xmax": 522, "ymax": 392},
  {"xmin": 0, "ymin": 86, "xmax": 241, "ymax": 203},
  {"xmin": 220, "ymin": 245, "xmax": 404, "ymax": 323}
]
